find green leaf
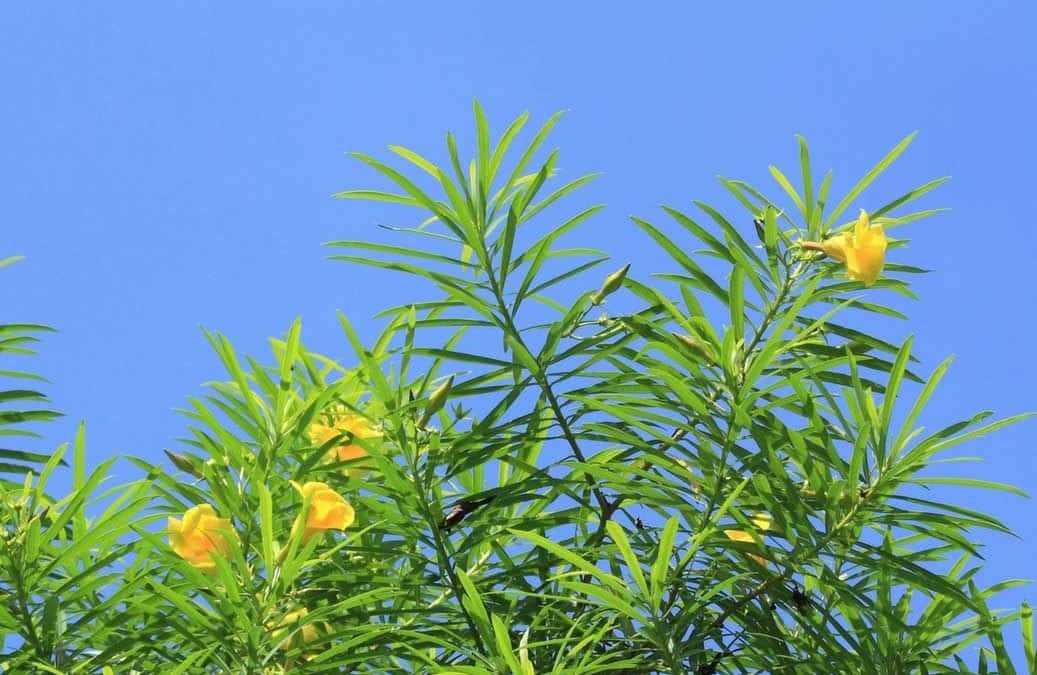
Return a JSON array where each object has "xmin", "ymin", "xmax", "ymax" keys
[
  {"xmin": 649, "ymin": 516, "xmax": 679, "ymax": 615},
  {"xmin": 337, "ymin": 312, "xmax": 393, "ymax": 406},
  {"xmin": 331, "ymin": 189, "xmax": 416, "ymax": 206},
  {"xmin": 456, "ymin": 568, "xmax": 490, "ymax": 626},
  {"xmin": 634, "ymin": 217, "xmax": 728, "ymax": 303},
  {"xmin": 473, "ymin": 99, "xmax": 492, "ymax": 202},
  {"xmin": 605, "ymin": 520, "xmax": 649, "ymax": 604},
  {"xmin": 491, "ymin": 614, "xmax": 524, "ymax": 675},
  {"xmin": 662, "ymin": 206, "xmax": 733, "ymax": 265},
  {"xmin": 797, "ymin": 135, "xmax": 815, "ymax": 226},
  {"xmin": 560, "ymin": 579, "xmax": 642, "ymax": 622},
  {"xmin": 520, "ymin": 173, "xmax": 601, "ymax": 224},
  {"xmin": 350, "ymin": 152, "xmax": 471, "ymax": 244},
  {"xmin": 825, "ymin": 132, "xmax": 917, "ymax": 228},
  {"xmin": 498, "ymin": 206, "xmax": 519, "ymax": 288},
  {"xmin": 694, "ymin": 201, "xmax": 767, "ymax": 271},
  {"xmin": 729, "ymin": 266, "xmax": 745, "ymax": 343},
  {"xmin": 508, "ymin": 528, "xmax": 629, "ymax": 596},
  {"xmin": 907, "ymin": 476, "xmax": 1028, "ymax": 497},
  {"xmin": 877, "ymin": 336, "xmax": 913, "ymax": 465},
  {"xmin": 769, "ymin": 163, "xmax": 805, "ymax": 215},
  {"xmin": 326, "ymin": 240, "xmax": 479, "ymax": 270},
  {"xmin": 871, "ymin": 177, "xmax": 950, "ymax": 219},
  {"xmin": 257, "ymin": 482, "xmax": 276, "ymax": 575},
  {"xmin": 488, "ymin": 111, "xmax": 529, "ymax": 192},
  {"xmin": 1022, "ymin": 602, "xmax": 1036, "ymax": 675},
  {"xmin": 410, "ymin": 347, "xmax": 513, "ymax": 369},
  {"xmin": 496, "ymin": 110, "xmax": 566, "ymax": 213},
  {"xmin": 902, "ymin": 412, "xmax": 1036, "ymax": 471}
]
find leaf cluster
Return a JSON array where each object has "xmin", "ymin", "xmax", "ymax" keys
[{"xmin": 1, "ymin": 107, "xmax": 1034, "ymax": 674}]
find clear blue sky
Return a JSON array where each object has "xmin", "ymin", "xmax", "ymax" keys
[{"xmin": 2, "ymin": 0, "xmax": 1035, "ymax": 648}]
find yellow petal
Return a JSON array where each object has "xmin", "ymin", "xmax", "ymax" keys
[
  {"xmin": 168, "ymin": 504, "xmax": 236, "ymax": 574},
  {"xmin": 296, "ymin": 481, "xmax": 331, "ymax": 499},
  {"xmin": 294, "ymin": 485, "xmax": 355, "ymax": 541},
  {"xmin": 855, "ymin": 215, "xmax": 886, "ymax": 250},
  {"xmin": 868, "ymin": 222, "xmax": 887, "ymax": 250},
  {"xmin": 333, "ymin": 444, "xmax": 368, "ymax": 462},
  {"xmin": 812, "ymin": 211, "xmax": 889, "ymax": 287},
  {"xmin": 339, "ymin": 414, "xmax": 382, "ymax": 439},
  {"xmin": 855, "ymin": 209, "xmax": 870, "ymax": 241},
  {"xmin": 310, "ymin": 413, "xmax": 382, "ymax": 477},
  {"xmin": 820, "ymin": 233, "xmax": 851, "ymax": 262},
  {"xmin": 844, "ymin": 237, "xmax": 886, "ymax": 286},
  {"xmin": 182, "ymin": 503, "xmax": 216, "ymax": 533},
  {"xmin": 308, "ymin": 422, "xmax": 338, "ymax": 445}
]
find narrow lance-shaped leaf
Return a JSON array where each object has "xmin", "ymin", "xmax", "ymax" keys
[{"xmin": 825, "ymin": 132, "xmax": 917, "ymax": 228}]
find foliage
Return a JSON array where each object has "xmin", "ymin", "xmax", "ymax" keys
[
  {"xmin": 0, "ymin": 425, "xmax": 154, "ymax": 673},
  {"xmin": 1, "ymin": 106, "xmax": 1034, "ymax": 673},
  {"xmin": 0, "ymin": 255, "xmax": 61, "ymax": 486}
]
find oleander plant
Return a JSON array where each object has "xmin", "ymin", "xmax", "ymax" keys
[{"xmin": 2, "ymin": 105, "xmax": 1035, "ymax": 674}]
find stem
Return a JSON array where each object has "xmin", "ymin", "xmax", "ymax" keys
[
  {"xmin": 700, "ymin": 494, "xmax": 868, "ymax": 639},
  {"xmin": 483, "ymin": 255, "xmax": 611, "ymax": 520},
  {"xmin": 664, "ymin": 261, "xmax": 807, "ymax": 616},
  {"xmin": 5, "ymin": 539, "xmax": 46, "ymax": 659},
  {"xmin": 701, "ymin": 262, "xmax": 803, "ymax": 522},
  {"xmin": 539, "ymin": 380, "xmax": 610, "ymax": 513},
  {"xmin": 403, "ymin": 424, "xmax": 487, "ymax": 655}
]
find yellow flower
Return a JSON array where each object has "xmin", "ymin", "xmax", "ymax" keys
[
  {"xmin": 308, "ymin": 411, "xmax": 382, "ymax": 477},
  {"xmin": 168, "ymin": 504, "xmax": 236, "ymax": 574},
  {"xmin": 723, "ymin": 512, "xmax": 771, "ymax": 566},
  {"xmin": 269, "ymin": 607, "xmax": 326, "ymax": 651},
  {"xmin": 290, "ymin": 481, "xmax": 355, "ymax": 542},
  {"xmin": 817, "ymin": 210, "xmax": 887, "ymax": 286}
]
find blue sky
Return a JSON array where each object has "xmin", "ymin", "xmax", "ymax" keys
[{"xmin": 2, "ymin": 0, "xmax": 1035, "ymax": 655}]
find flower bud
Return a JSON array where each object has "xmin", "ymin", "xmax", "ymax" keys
[
  {"xmin": 418, "ymin": 376, "xmax": 454, "ymax": 429},
  {"xmin": 164, "ymin": 449, "xmax": 203, "ymax": 479},
  {"xmin": 590, "ymin": 263, "xmax": 630, "ymax": 305},
  {"xmin": 671, "ymin": 332, "xmax": 717, "ymax": 363}
]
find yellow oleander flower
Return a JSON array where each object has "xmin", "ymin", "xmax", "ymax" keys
[
  {"xmin": 291, "ymin": 481, "xmax": 355, "ymax": 542},
  {"xmin": 168, "ymin": 504, "xmax": 236, "ymax": 574},
  {"xmin": 308, "ymin": 411, "xmax": 382, "ymax": 477},
  {"xmin": 816, "ymin": 210, "xmax": 887, "ymax": 286}
]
